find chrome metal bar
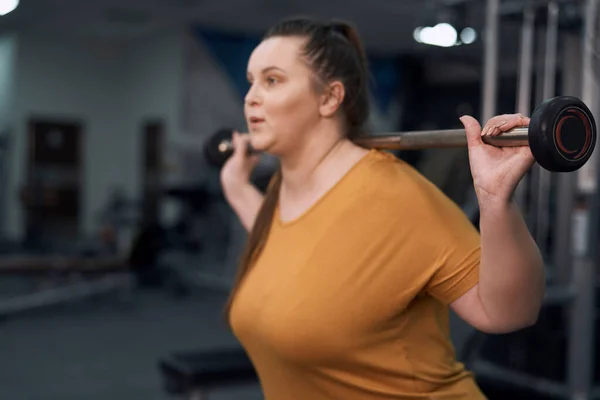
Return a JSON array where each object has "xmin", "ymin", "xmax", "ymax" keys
[
  {"xmin": 353, "ymin": 128, "xmax": 529, "ymax": 149},
  {"xmin": 218, "ymin": 128, "xmax": 530, "ymax": 154}
]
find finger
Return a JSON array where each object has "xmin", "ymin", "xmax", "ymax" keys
[
  {"xmin": 481, "ymin": 114, "xmax": 510, "ymax": 136},
  {"xmin": 483, "ymin": 113, "xmax": 530, "ymax": 136},
  {"xmin": 518, "ymin": 114, "xmax": 531, "ymax": 127},
  {"xmin": 488, "ymin": 114, "xmax": 531, "ymax": 137},
  {"xmin": 459, "ymin": 115, "xmax": 483, "ymax": 148}
]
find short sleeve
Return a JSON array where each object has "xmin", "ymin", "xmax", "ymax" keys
[
  {"xmin": 426, "ymin": 240, "xmax": 480, "ymax": 305},
  {"xmin": 386, "ymin": 161, "xmax": 482, "ymax": 306},
  {"xmin": 422, "ymin": 198, "xmax": 481, "ymax": 305},
  {"xmin": 333, "ymin": 153, "xmax": 482, "ymax": 308}
]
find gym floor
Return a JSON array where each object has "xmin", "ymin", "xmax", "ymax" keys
[
  {"xmin": 0, "ymin": 286, "xmax": 264, "ymax": 400},
  {"xmin": 0, "ymin": 279, "xmax": 556, "ymax": 400}
]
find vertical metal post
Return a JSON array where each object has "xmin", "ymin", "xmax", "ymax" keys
[
  {"xmin": 554, "ymin": 34, "xmax": 582, "ymax": 284},
  {"xmin": 514, "ymin": 8, "xmax": 535, "ymax": 211},
  {"xmin": 535, "ymin": 2, "xmax": 559, "ymax": 260},
  {"xmin": 528, "ymin": 29, "xmax": 547, "ymax": 234},
  {"xmin": 568, "ymin": 158, "xmax": 599, "ymax": 400},
  {"xmin": 567, "ymin": 0, "xmax": 599, "ymax": 397},
  {"xmin": 578, "ymin": 2, "xmax": 600, "ymax": 195},
  {"xmin": 482, "ymin": 0, "xmax": 500, "ymax": 123},
  {"xmin": 542, "ymin": 2, "xmax": 559, "ymax": 100},
  {"xmin": 516, "ymin": 7, "xmax": 535, "ymax": 118}
]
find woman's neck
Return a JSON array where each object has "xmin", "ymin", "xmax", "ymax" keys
[{"xmin": 279, "ymin": 135, "xmax": 368, "ymax": 198}]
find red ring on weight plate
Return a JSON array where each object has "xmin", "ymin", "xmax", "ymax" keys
[{"xmin": 554, "ymin": 107, "xmax": 592, "ymax": 161}]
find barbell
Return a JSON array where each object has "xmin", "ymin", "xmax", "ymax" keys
[{"xmin": 204, "ymin": 96, "xmax": 597, "ymax": 173}]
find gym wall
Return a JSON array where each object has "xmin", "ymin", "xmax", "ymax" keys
[
  {"xmin": 0, "ymin": 25, "xmax": 417, "ymax": 245},
  {"xmin": 0, "ymin": 34, "xmax": 17, "ymax": 133},
  {"xmin": 3, "ymin": 29, "xmax": 185, "ymax": 240},
  {"xmin": 176, "ymin": 28, "xmax": 248, "ymax": 193},
  {"xmin": 0, "ymin": 34, "xmax": 17, "ymax": 233}
]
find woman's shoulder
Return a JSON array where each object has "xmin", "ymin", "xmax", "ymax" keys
[
  {"xmin": 360, "ymin": 150, "xmax": 434, "ymax": 192},
  {"xmin": 355, "ymin": 149, "xmax": 462, "ymax": 214}
]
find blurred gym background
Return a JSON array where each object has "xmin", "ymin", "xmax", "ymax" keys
[{"xmin": 0, "ymin": 0, "xmax": 598, "ymax": 399}]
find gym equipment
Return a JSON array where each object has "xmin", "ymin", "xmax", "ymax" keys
[
  {"xmin": 203, "ymin": 128, "xmax": 236, "ymax": 170},
  {"xmin": 0, "ymin": 254, "xmax": 127, "ymax": 275},
  {"xmin": 128, "ymin": 184, "xmax": 234, "ymax": 292},
  {"xmin": 0, "ymin": 255, "xmax": 135, "ymax": 318},
  {"xmin": 530, "ymin": 0, "xmax": 559, "ymax": 259},
  {"xmin": 466, "ymin": 292, "xmax": 600, "ymax": 398},
  {"xmin": 0, "ymin": 274, "xmax": 134, "ymax": 317},
  {"xmin": 204, "ymin": 96, "xmax": 597, "ymax": 173},
  {"xmin": 464, "ymin": 0, "xmax": 600, "ymax": 399},
  {"xmin": 158, "ymin": 348, "xmax": 257, "ymax": 400}
]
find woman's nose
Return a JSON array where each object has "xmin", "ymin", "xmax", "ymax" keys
[{"xmin": 245, "ymin": 85, "xmax": 261, "ymax": 106}]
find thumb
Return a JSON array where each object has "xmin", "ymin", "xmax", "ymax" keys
[
  {"xmin": 231, "ymin": 132, "xmax": 247, "ymax": 158},
  {"xmin": 460, "ymin": 115, "xmax": 483, "ymax": 148}
]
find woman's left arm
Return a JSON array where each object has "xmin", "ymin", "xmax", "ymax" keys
[
  {"xmin": 451, "ymin": 113, "xmax": 546, "ymax": 333},
  {"xmin": 477, "ymin": 196, "xmax": 545, "ymax": 329}
]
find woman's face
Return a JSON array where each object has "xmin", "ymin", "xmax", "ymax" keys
[{"xmin": 244, "ymin": 36, "xmax": 325, "ymax": 156}]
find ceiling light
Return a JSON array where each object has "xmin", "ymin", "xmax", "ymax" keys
[
  {"xmin": 418, "ymin": 23, "xmax": 458, "ymax": 48},
  {"xmin": 0, "ymin": 0, "xmax": 19, "ymax": 16},
  {"xmin": 460, "ymin": 27, "xmax": 477, "ymax": 44}
]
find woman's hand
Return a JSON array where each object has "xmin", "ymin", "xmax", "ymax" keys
[
  {"xmin": 460, "ymin": 114, "xmax": 536, "ymax": 204},
  {"xmin": 220, "ymin": 131, "xmax": 260, "ymax": 195}
]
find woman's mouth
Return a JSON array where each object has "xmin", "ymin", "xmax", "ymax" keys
[{"xmin": 249, "ymin": 117, "xmax": 265, "ymax": 125}]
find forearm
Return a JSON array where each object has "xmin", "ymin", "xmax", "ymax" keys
[
  {"xmin": 223, "ymin": 182, "xmax": 265, "ymax": 232},
  {"xmin": 477, "ymin": 198, "xmax": 546, "ymax": 329}
]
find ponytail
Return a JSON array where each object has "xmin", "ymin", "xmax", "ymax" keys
[
  {"xmin": 224, "ymin": 168, "xmax": 282, "ymax": 320},
  {"xmin": 328, "ymin": 20, "xmax": 371, "ymax": 140},
  {"xmin": 330, "ymin": 20, "xmax": 369, "ymax": 73}
]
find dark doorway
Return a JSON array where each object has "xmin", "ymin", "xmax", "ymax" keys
[
  {"xmin": 141, "ymin": 120, "xmax": 164, "ymax": 225},
  {"xmin": 23, "ymin": 118, "xmax": 83, "ymax": 249}
]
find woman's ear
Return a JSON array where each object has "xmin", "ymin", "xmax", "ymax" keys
[{"xmin": 319, "ymin": 81, "xmax": 345, "ymax": 118}]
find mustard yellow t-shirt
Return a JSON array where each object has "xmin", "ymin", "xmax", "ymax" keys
[{"xmin": 229, "ymin": 149, "xmax": 486, "ymax": 399}]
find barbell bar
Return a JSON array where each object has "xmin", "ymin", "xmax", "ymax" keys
[{"xmin": 204, "ymin": 96, "xmax": 596, "ymax": 173}]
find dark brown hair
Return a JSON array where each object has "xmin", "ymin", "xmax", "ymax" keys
[{"xmin": 224, "ymin": 16, "xmax": 370, "ymax": 319}]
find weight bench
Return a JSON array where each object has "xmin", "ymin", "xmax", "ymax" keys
[
  {"xmin": 0, "ymin": 255, "xmax": 135, "ymax": 318},
  {"xmin": 158, "ymin": 348, "xmax": 258, "ymax": 399}
]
